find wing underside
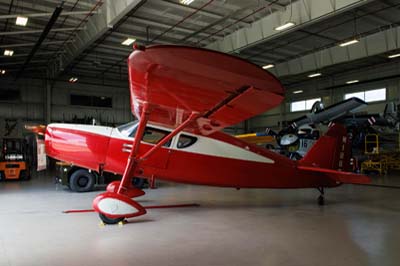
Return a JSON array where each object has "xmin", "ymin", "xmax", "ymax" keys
[{"xmin": 128, "ymin": 45, "xmax": 285, "ymax": 134}]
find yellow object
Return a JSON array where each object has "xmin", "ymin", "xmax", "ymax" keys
[
  {"xmin": 0, "ymin": 161, "xmax": 27, "ymax": 180},
  {"xmin": 361, "ymin": 158, "xmax": 387, "ymax": 175},
  {"xmin": 118, "ymin": 220, "xmax": 125, "ymax": 227},
  {"xmin": 236, "ymin": 133, "xmax": 275, "ymax": 145},
  {"xmin": 365, "ymin": 134, "xmax": 379, "ymax": 154}
]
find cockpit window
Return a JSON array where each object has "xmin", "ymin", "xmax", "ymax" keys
[
  {"xmin": 117, "ymin": 122, "xmax": 171, "ymax": 147},
  {"xmin": 177, "ymin": 134, "xmax": 197, "ymax": 149},
  {"xmin": 117, "ymin": 121, "xmax": 138, "ymax": 137},
  {"xmin": 142, "ymin": 127, "xmax": 172, "ymax": 147}
]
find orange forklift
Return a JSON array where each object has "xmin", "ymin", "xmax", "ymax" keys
[{"xmin": 0, "ymin": 138, "xmax": 30, "ymax": 180}]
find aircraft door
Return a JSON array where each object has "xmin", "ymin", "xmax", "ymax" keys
[
  {"xmin": 135, "ymin": 126, "xmax": 172, "ymax": 169},
  {"xmin": 106, "ymin": 123, "xmax": 173, "ymax": 173}
]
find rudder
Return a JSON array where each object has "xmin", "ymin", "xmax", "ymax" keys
[{"xmin": 300, "ymin": 123, "xmax": 352, "ymax": 171}]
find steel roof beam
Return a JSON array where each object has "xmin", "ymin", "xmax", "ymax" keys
[
  {"xmin": 0, "ymin": 27, "xmax": 85, "ymax": 36},
  {"xmin": 0, "ymin": 40, "xmax": 74, "ymax": 48},
  {"xmin": 263, "ymin": 1, "xmax": 286, "ymax": 12},
  {"xmin": 126, "ymin": 16, "xmax": 224, "ymax": 38},
  {"xmin": 271, "ymin": 25, "xmax": 400, "ymax": 77},
  {"xmin": 206, "ymin": 0, "xmax": 372, "ymax": 53},
  {"xmin": 0, "ymin": 60, "xmax": 48, "ymax": 66},
  {"xmin": 158, "ymin": 0, "xmax": 252, "ymax": 25},
  {"xmin": 0, "ymin": 10, "xmax": 99, "ymax": 19},
  {"xmin": 61, "ymin": 0, "xmax": 143, "ymax": 73},
  {"xmin": 0, "ymin": 51, "xmax": 64, "ymax": 58},
  {"xmin": 15, "ymin": 6, "xmax": 63, "ymax": 78},
  {"xmin": 39, "ymin": 0, "xmax": 95, "ymax": 9}
]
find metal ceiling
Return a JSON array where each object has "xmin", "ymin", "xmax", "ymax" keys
[{"xmin": 0, "ymin": 0, "xmax": 399, "ymax": 88}]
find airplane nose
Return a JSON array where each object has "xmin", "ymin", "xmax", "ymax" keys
[{"xmin": 43, "ymin": 124, "xmax": 111, "ymax": 170}]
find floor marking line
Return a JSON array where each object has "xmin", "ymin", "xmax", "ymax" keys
[{"xmin": 63, "ymin": 203, "xmax": 199, "ymax": 214}]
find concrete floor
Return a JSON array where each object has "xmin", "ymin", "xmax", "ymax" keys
[{"xmin": 1, "ymin": 172, "xmax": 400, "ymax": 266}]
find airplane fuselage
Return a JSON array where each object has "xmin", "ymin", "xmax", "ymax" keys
[{"xmin": 45, "ymin": 122, "xmax": 338, "ymax": 189}]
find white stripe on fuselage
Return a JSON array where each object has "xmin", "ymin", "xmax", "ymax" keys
[
  {"xmin": 178, "ymin": 134, "xmax": 274, "ymax": 163},
  {"xmin": 49, "ymin": 123, "xmax": 274, "ymax": 164},
  {"xmin": 49, "ymin": 123, "xmax": 113, "ymax": 136}
]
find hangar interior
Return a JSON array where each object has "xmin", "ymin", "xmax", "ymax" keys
[{"xmin": 1, "ymin": 0, "xmax": 400, "ymax": 266}]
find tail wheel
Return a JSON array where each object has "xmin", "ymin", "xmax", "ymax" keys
[
  {"xmin": 69, "ymin": 169, "xmax": 95, "ymax": 192},
  {"xmin": 318, "ymin": 195, "xmax": 325, "ymax": 206},
  {"xmin": 317, "ymin": 187, "xmax": 325, "ymax": 206},
  {"xmin": 99, "ymin": 213, "xmax": 125, "ymax": 225}
]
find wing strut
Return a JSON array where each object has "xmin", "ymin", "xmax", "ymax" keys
[
  {"xmin": 93, "ymin": 105, "xmax": 200, "ymax": 224},
  {"xmin": 117, "ymin": 102, "xmax": 151, "ymax": 195},
  {"xmin": 118, "ymin": 109, "xmax": 199, "ymax": 194}
]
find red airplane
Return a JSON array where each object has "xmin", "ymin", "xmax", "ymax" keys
[{"xmin": 44, "ymin": 45, "xmax": 370, "ymax": 224}]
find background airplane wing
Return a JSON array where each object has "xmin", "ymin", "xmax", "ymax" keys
[{"xmin": 128, "ymin": 45, "xmax": 285, "ymax": 135}]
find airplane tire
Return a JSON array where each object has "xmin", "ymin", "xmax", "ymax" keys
[
  {"xmin": 69, "ymin": 169, "xmax": 95, "ymax": 192},
  {"xmin": 99, "ymin": 213, "xmax": 125, "ymax": 225},
  {"xmin": 132, "ymin": 177, "xmax": 145, "ymax": 188}
]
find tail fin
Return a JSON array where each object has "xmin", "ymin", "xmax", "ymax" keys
[
  {"xmin": 299, "ymin": 123, "xmax": 370, "ymax": 184},
  {"xmin": 300, "ymin": 123, "xmax": 351, "ymax": 171}
]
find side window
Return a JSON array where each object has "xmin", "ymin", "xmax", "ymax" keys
[
  {"xmin": 142, "ymin": 127, "xmax": 171, "ymax": 147},
  {"xmin": 177, "ymin": 134, "xmax": 197, "ymax": 149},
  {"xmin": 128, "ymin": 127, "xmax": 138, "ymax": 138}
]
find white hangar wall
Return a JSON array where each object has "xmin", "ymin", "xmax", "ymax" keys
[{"xmin": 0, "ymin": 76, "xmax": 133, "ymax": 138}]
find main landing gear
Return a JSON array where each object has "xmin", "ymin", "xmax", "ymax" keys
[
  {"xmin": 93, "ymin": 105, "xmax": 200, "ymax": 225},
  {"xmin": 93, "ymin": 181, "xmax": 147, "ymax": 225},
  {"xmin": 99, "ymin": 213, "xmax": 125, "ymax": 225},
  {"xmin": 317, "ymin": 187, "xmax": 325, "ymax": 206}
]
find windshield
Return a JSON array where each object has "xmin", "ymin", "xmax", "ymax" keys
[{"xmin": 117, "ymin": 121, "xmax": 139, "ymax": 137}]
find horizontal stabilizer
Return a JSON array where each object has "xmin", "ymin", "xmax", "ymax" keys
[{"xmin": 298, "ymin": 166, "xmax": 370, "ymax": 184}]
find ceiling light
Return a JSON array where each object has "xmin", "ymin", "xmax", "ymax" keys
[
  {"xmin": 308, "ymin": 73, "xmax": 322, "ymax": 78},
  {"xmin": 262, "ymin": 64, "xmax": 275, "ymax": 69},
  {"xmin": 388, "ymin": 53, "xmax": 400, "ymax": 59},
  {"xmin": 339, "ymin": 39, "xmax": 359, "ymax": 47},
  {"xmin": 346, "ymin": 80, "xmax": 359, "ymax": 84},
  {"xmin": 121, "ymin": 38, "xmax": 136, "ymax": 46},
  {"xmin": 4, "ymin": 49, "xmax": 14, "ymax": 56},
  {"xmin": 0, "ymin": 69, "xmax": 5, "ymax": 75},
  {"xmin": 180, "ymin": 0, "xmax": 195, "ymax": 5},
  {"xmin": 15, "ymin": 16, "xmax": 28, "ymax": 26},
  {"xmin": 274, "ymin": 22, "xmax": 296, "ymax": 31},
  {"xmin": 69, "ymin": 77, "xmax": 78, "ymax": 83},
  {"xmin": 293, "ymin": 90, "xmax": 303, "ymax": 94}
]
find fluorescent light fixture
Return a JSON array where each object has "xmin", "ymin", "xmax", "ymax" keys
[
  {"xmin": 15, "ymin": 16, "xmax": 28, "ymax": 26},
  {"xmin": 339, "ymin": 39, "xmax": 359, "ymax": 47},
  {"xmin": 69, "ymin": 77, "xmax": 78, "ymax": 83},
  {"xmin": 121, "ymin": 38, "xmax": 136, "ymax": 46},
  {"xmin": 274, "ymin": 22, "xmax": 296, "ymax": 31},
  {"xmin": 388, "ymin": 53, "xmax": 400, "ymax": 59},
  {"xmin": 180, "ymin": 0, "xmax": 195, "ymax": 4},
  {"xmin": 293, "ymin": 90, "xmax": 303, "ymax": 94},
  {"xmin": 308, "ymin": 73, "xmax": 322, "ymax": 78},
  {"xmin": 0, "ymin": 69, "xmax": 5, "ymax": 74},
  {"xmin": 346, "ymin": 80, "xmax": 359, "ymax": 84},
  {"xmin": 262, "ymin": 64, "xmax": 275, "ymax": 69},
  {"xmin": 4, "ymin": 49, "xmax": 14, "ymax": 56}
]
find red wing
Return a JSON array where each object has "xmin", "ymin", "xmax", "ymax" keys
[{"xmin": 128, "ymin": 45, "xmax": 284, "ymax": 134}]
